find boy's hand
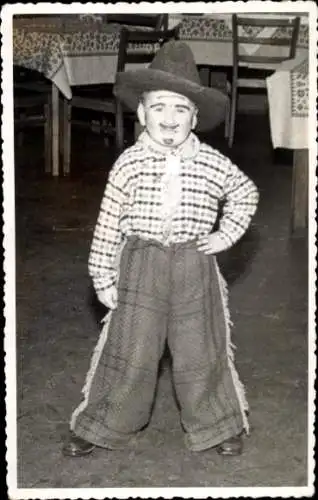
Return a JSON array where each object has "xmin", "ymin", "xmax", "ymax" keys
[
  {"xmin": 97, "ymin": 286, "xmax": 118, "ymax": 310},
  {"xmin": 197, "ymin": 233, "xmax": 228, "ymax": 255}
]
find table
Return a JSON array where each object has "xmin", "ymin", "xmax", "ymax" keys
[
  {"xmin": 13, "ymin": 14, "xmax": 309, "ymax": 176},
  {"xmin": 266, "ymin": 55, "xmax": 309, "ymax": 234},
  {"xmin": 14, "ymin": 14, "xmax": 309, "ymax": 98},
  {"xmin": 171, "ymin": 14, "xmax": 309, "ymax": 66}
]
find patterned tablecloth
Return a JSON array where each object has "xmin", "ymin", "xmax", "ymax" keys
[
  {"xmin": 13, "ymin": 14, "xmax": 309, "ymax": 99},
  {"xmin": 266, "ymin": 53, "xmax": 311, "ymax": 234},
  {"xmin": 266, "ymin": 55, "xmax": 309, "ymax": 149}
]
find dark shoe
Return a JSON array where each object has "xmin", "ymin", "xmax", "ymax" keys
[
  {"xmin": 216, "ymin": 434, "xmax": 243, "ymax": 456},
  {"xmin": 62, "ymin": 432, "xmax": 96, "ymax": 457}
]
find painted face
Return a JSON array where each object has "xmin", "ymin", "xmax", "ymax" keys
[{"xmin": 137, "ymin": 90, "xmax": 198, "ymax": 149}]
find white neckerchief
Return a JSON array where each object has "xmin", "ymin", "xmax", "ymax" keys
[
  {"xmin": 137, "ymin": 131, "xmax": 200, "ymax": 243},
  {"xmin": 137, "ymin": 130, "xmax": 200, "ymax": 159}
]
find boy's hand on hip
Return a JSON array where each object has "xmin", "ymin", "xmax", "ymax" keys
[
  {"xmin": 197, "ymin": 233, "xmax": 228, "ymax": 254},
  {"xmin": 97, "ymin": 286, "xmax": 118, "ymax": 310}
]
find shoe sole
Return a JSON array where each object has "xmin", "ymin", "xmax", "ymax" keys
[
  {"xmin": 62, "ymin": 445, "xmax": 95, "ymax": 457},
  {"xmin": 216, "ymin": 448, "xmax": 242, "ymax": 456}
]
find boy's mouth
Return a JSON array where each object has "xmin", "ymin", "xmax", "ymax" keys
[{"xmin": 162, "ymin": 138, "xmax": 175, "ymax": 145}]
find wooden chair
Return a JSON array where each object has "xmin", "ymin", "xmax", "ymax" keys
[
  {"xmin": 226, "ymin": 14, "xmax": 300, "ymax": 148},
  {"xmin": 61, "ymin": 14, "xmax": 168, "ymax": 138},
  {"xmin": 14, "ymin": 68, "xmax": 52, "ymax": 173},
  {"xmin": 62, "ymin": 24, "xmax": 179, "ymax": 175}
]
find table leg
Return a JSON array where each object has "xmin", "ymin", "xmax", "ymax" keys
[
  {"xmin": 51, "ymin": 83, "xmax": 59, "ymax": 176},
  {"xmin": 290, "ymin": 149, "xmax": 308, "ymax": 235},
  {"xmin": 62, "ymin": 97, "xmax": 71, "ymax": 176}
]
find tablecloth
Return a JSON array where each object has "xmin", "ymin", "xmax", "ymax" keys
[
  {"xmin": 13, "ymin": 14, "xmax": 309, "ymax": 100},
  {"xmin": 266, "ymin": 55, "xmax": 309, "ymax": 149},
  {"xmin": 266, "ymin": 53, "xmax": 311, "ymax": 234}
]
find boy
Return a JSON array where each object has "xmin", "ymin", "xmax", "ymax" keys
[{"xmin": 63, "ymin": 41, "xmax": 259, "ymax": 457}]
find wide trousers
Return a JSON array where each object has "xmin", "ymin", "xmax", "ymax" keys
[{"xmin": 71, "ymin": 236, "xmax": 249, "ymax": 451}]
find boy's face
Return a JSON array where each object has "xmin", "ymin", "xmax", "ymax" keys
[{"xmin": 137, "ymin": 90, "xmax": 198, "ymax": 148}]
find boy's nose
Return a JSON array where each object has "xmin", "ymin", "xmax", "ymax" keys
[{"xmin": 162, "ymin": 108, "xmax": 177, "ymax": 125}]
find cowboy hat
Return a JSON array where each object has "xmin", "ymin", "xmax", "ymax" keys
[{"xmin": 114, "ymin": 40, "xmax": 228, "ymax": 131}]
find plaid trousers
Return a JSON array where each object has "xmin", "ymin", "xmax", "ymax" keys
[{"xmin": 71, "ymin": 236, "xmax": 249, "ymax": 451}]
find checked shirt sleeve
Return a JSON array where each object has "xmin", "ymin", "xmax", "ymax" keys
[
  {"xmin": 88, "ymin": 159, "xmax": 129, "ymax": 292},
  {"xmin": 218, "ymin": 160, "xmax": 259, "ymax": 248}
]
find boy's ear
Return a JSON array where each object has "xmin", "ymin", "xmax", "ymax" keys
[
  {"xmin": 191, "ymin": 109, "xmax": 198, "ymax": 130},
  {"xmin": 137, "ymin": 102, "xmax": 146, "ymax": 127}
]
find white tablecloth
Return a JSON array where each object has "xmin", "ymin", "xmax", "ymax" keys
[
  {"xmin": 266, "ymin": 55, "xmax": 309, "ymax": 149},
  {"xmin": 266, "ymin": 54, "xmax": 311, "ymax": 234}
]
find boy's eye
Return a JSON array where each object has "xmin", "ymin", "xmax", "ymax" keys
[
  {"xmin": 176, "ymin": 106, "xmax": 189, "ymax": 113},
  {"xmin": 150, "ymin": 105, "xmax": 164, "ymax": 111}
]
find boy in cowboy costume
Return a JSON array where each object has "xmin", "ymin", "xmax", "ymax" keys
[{"xmin": 63, "ymin": 41, "xmax": 259, "ymax": 457}]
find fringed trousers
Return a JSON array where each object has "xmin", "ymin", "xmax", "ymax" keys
[{"xmin": 70, "ymin": 236, "xmax": 249, "ymax": 451}]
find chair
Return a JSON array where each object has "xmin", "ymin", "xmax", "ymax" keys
[
  {"xmin": 62, "ymin": 24, "xmax": 179, "ymax": 175},
  {"xmin": 226, "ymin": 14, "xmax": 300, "ymax": 148},
  {"xmin": 14, "ymin": 67, "xmax": 52, "ymax": 173},
  {"xmin": 61, "ymin": 14, "xmax": 168, "ymax": 140},
  {"xmin": 65, "ymin": 15, "xmax": 169, "ymax": 99}
]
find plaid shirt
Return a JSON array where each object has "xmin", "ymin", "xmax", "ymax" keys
[{"xmin": 89, "ymin": 134, "xmax": 259, "ymax": 292}]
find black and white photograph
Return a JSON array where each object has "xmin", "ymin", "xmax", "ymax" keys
[{"xmin": 2, "ymin": 2, "xmax": 316, "ymax": 498}]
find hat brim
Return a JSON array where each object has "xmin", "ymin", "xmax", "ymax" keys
[{"xmin": 114, "ymin": 69, "xmax": 228, "ymax": 131}]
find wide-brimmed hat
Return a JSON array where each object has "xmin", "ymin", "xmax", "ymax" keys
[{"xmin": 114, "ymin": 40, "xmax": 228, "ymax": 131}]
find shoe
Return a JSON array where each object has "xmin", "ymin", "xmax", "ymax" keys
[
  {"xmin": 216, "ymin": 434, "xmax": 243, "ymax": 456},
  {"xmin": 62, "ymin": 432, "xmax": 96, "ymax": 457}
]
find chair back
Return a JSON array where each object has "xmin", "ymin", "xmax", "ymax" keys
[
  {"xmin": 232, "ymin": 14, "xmax": 300, "ymax": 66},
  {"xmin": 105, "ymin": 14, "xmax": 168, "ymax": 30},
  {"xmin": 115, "ymin": 25, "xmax": 180, "ymax": 153},
  {"xmin": 116, "ymin": 25, "xmax": 180, "ymax": 73}
]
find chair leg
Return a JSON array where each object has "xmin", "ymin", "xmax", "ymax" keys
[
  {"xmin": 228, "ymin": 85, "xmax": 238, "ymax": 148},
  {"xmin": 63, "ymin": 99, "xmax": 71, "ymax": 176},
  {"xmin": 224, "ymin": 98, "xmax": 230, "ymax": 139},
  {"xmin": 102, "ymin": 117, "xmax": 110, "ymax": 147},
  {"xmin": 44, "ymin": 103, "xmax": 52, "ymax": 174},
  {"xmin": 208, "ymin": 68, "xmax": 215, "ymax": 88},
  {"xmin": 59, "ymin": 97, "xmax": 65, "ymax": 154},
  {"xmin": 17, "ymin": 112, "xmax": 26, "ymax": 147},
  {"xmin": 17, "ymin": 131, "xmax": 24, "ymax": 147},
  {"xmin": 115, "ymin": 102, "xmax": 124, "ymax": 155}
]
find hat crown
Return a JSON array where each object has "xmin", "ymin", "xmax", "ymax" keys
[{"xmin": 150, "ymin": 41, "xmax": 201, "ymax": 86}]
